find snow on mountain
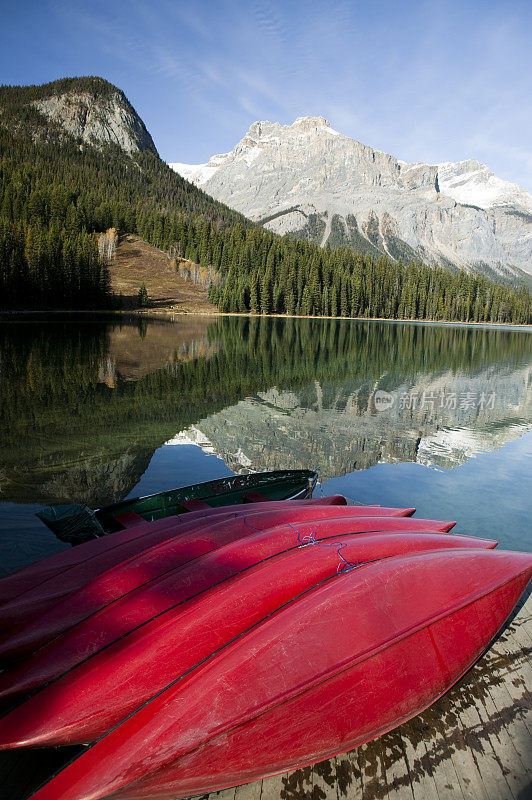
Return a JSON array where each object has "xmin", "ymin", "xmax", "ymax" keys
[
  {"xmin": 437, "ymin": 159, "xmax": 532, "ymax": 213},
  {"xmin": 168, "ymin": 154, "xmax": 228, "ymax": 186},
  {"xmin": 169, "ymin": 117, "xmax": 346, "ymax": 189},
  {"xmin": 169, "ymin": 117, "xmax": 532, "ymax": 281}
]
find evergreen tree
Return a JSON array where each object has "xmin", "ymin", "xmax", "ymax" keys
[
  {"xmin": 137, "ymin": 282, "xmax": 148, "ymax": 307},
  {"xmin": 0, "ymin": 78, "xmax": 529, "ymax": 322}
]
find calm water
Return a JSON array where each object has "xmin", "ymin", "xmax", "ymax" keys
[{"xmin": 0, "ymin": 315, "xmax": 531, "ymax": 575}]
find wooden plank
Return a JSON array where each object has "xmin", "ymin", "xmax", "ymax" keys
[
  {"xmin": 509, "ymin": 593, "xmax": 532, "ymax": 645},
  {"xmin": 409, "ymin": 702, "xmax": 463, "ymax": 800},
  {"xmin": 379, "ymin": 728, "xmax": 414, "ymax": 799},
  {"xmin": 216, "ymin": 787, "xmax": 237, "ymax": 800},
  {"xmin": 311, "ymin": 758, "xmax": 339, "ymax": 800},
  {"xmin": 484, "ymin": 600, "xmax": 532, "ymax": 797},
  {"xmin": 489, "ymin": 628, "xmax": 532, "ymax": 739},
  {"xmin": 336, "ymin": 750, "xmax": 364, "ymax": 799},
  {"xmin": 357, "ymin": 738, "xmax": 388, "ymax": 799},
  {"xmin": 476, "ymin": 672, "xmax": 525, "ymax": 799},
  {"xmin": 462, "ymin": 660, "xmax": 516, "ymax": 800},
  {"xmin": 235, "ymin": 778, "xmax": 262, "ymax": 800},
  {"xmin": 263, "ymin": 771, "xmax": 304, "ymax": 800},
  {"xmin": 459, "ymin": 665, "xmax": 511, "ymax": 800},
  {"xmin": 481, "ymin": 673, "xmax": 531, "ymax": 797},
  {"xmin": 397, "ymin": 720, "xmax": 440, "ymax": 800},
  {"xmin": 445, "ymin": 675, "xmax": 492, "ymax": 800}
]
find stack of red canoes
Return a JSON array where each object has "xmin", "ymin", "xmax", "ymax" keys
[{"xmin": 0, "ymin": 495, "xmax": 530, "ymax": 800}]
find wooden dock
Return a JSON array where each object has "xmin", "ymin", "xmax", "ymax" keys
[{"xmin": 1, "ymin": 591, "xmax": 530, "ymax": 800}]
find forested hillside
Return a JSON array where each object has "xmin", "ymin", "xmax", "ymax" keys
[{"xmin": 0, "ymin": 77, "xmax": 530, "ymax": 322}]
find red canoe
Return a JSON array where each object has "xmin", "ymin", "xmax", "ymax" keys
[
  {"xmin": 0, "ymin": 500, "xmax": 416, "ymax": 618},
  {"xmin": 28, "ymin": 548, "xmax": 532, "ymax": 800},
  {"xmin": 0, "ymin": 512, "xmax": 452, "ymax": 658},
  {"xmin": 0, "ymin": 527, "xmax": 491, "ymax": 702},
  {"xmin": 0, "ymin": 496, "xmax": 351, "ymax": 605},
  {"xmin": 0, "ymin": 501, "xmax": 365, "ymax": 629},
  {"xmin": 0, "ymin": 532, "xmax": 497, "ymax": 746}
]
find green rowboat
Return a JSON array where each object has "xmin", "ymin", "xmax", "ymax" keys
[
  {"xmin": 37, "ymin": 470, "xmax": 318, "ymax": 543},
  {"xmin": 95, "ymin": 469, "xmax": 318, "ymax": 532}
]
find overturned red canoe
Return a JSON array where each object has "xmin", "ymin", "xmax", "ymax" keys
[
  {"xmin": 0, "ymin": 527, "xmax": 491, "ymax": 702},
  {"xmin": 28, "ymin": 548, "xmax": 532, "ymax": 800},
  {"xmin": 0, "ymin": 502, "xmax": 362, "ymax": 629},
  {"xmin": 0, "ymin": 532, "xmax": 497, "ymax": 746},
  {"xmin": 0, "ymin": 512, "xmax": 452, "ymax": 657},
  {"xmin": 0, "ymin": 499, "xmax": 415, "ymax": 617},
  {"xmin": 0, "ymin": 496, "xmax": 351, "ymax": 605}
]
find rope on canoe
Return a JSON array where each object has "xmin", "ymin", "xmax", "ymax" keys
[
  {"xmin": 285, "ymin": 522, "xmax": 360, "ymax": 574},
  {"xmin": 241, "ymin": 516, "xmax": 359, "ymax": 575}
]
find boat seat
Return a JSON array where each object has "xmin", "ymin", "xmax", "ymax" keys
[
  {"xmin": 243, "ymin": 491, "xmax": 270, "ymax": 503},
  {"xmin": 114, "ymin": 512, "xmax": 146, "ymax": 528},
  {"xmin": 180, "ymin": 499, "xmax": 212, "ymax": 512}
]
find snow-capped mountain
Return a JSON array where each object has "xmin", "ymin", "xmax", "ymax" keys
[
  {"xmin": 170, "ymin": 117, "xmax": 532, "ymax": 281},
  {"xmin": 436, "ymin": 160, "xmax": 532, "ymax": 213}
]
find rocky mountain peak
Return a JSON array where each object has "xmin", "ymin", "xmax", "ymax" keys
[
  {"xmin": 1, "ymin": 76, "xmax": 156, "ymax": 154},
  {"xmin": 246, "ymin": 116, "xmax": 333, "ymax": 139},
  {"xmin": 34, "ymin": 88, "xmax": 155, "ymax": 154},
  {"xmin": 292, "ymin": 115, "xmax": 332, "ymax": 130},
  {"xmin": 246, "ymin": 120, "xmax": 281, "ymax": 139},
  {"xmin": 170, "ymin": 115, "xmax": 532, "ymax": 283},
  {"xmin": 243, "ymin": 116, "xmax": 336, "ymax": 147}
]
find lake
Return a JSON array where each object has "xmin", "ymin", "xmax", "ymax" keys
[{"xmin": 0, "ymin": 314, "xmax": 530, "ymax": 575}]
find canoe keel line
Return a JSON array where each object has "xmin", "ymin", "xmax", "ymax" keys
[{"xmin": 0, "ymin": 475, "xmax": 529, "ymax": 800}]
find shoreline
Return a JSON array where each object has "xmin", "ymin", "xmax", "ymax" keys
[{"xmin": 0, "ymin": 308, "xmax": 531, "ymax": 330}]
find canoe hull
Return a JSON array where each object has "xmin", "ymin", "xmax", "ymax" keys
[
  {"xmin": 0, "ymin": 495, "xmax": 343, "ymax": 606},
  {"xmin": 0, "ymin": 533, "xmax": 497, "ymax": 745},
  {"xmin": 129, "ymin": 569, "xmax": 529, "ymax": 800},
  {"xmin": 28, "ymin": 549, "xmax": 532, "ymax": 800},
  {"xmin": 0, "ymin": 511, "xmax": 451, "ymax": 649}
]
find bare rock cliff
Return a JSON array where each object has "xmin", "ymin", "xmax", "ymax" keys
[
  {"xmin": 170, "ymin": 117, "xmax": 532, "ymax": 281},
  {"xmin": 33, "ymin": 88, "xmax": 155, "ymax": 153}
]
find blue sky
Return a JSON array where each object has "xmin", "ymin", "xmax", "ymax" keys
[{"xmin": 1, "ymin": 0, "xmax": 531, "ymax": 191}]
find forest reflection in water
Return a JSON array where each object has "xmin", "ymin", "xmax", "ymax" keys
[{"xmin": 0, "ymin": 315, "xmax": 530, "ymax": 570}]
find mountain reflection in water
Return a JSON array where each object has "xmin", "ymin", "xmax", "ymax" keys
[{"xmin": 0, "ymin": 315, "xmax": 530, "ymax": 570}]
